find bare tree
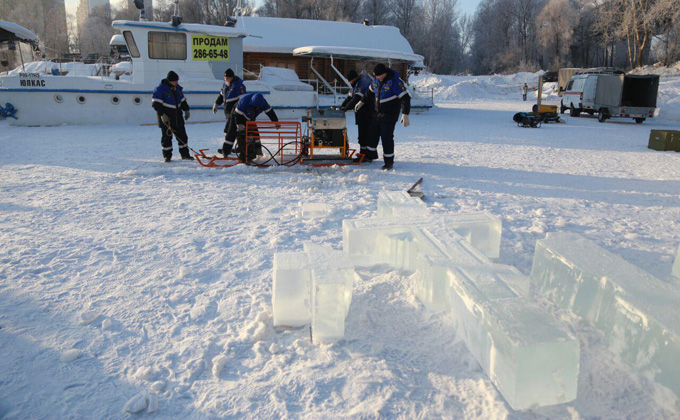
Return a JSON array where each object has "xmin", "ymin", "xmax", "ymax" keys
[
  {"xmin": 537, "ymin": 0, "xmax": 578, "ymax": 69},
  {"xmin": 361, "ymin": 0, "xmax": 391, "ymax": 25},
  {"xmin": 649, "ymin": 0, "xmax": 680, "ymax": 66}
]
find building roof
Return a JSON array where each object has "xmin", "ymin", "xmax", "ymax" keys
[
  {"xmin": 237, "ymin": 17, "xmax": 421, "ymax": 65},
  {"xmin": 112, "ymin": 20, "xmax": 248, "ymax": 37},
  {"xmin": 293, "ymin": 46, "xmax": 424, "ymax": 67}
]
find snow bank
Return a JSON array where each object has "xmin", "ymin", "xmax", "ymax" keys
[{"xmin": 412, "ymin": 70, "xmax": 680, "ymax": 121}]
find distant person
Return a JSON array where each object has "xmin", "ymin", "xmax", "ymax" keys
[
  {"xmin": 357, "ymin": 63, "xmax": 410, "ymax": 170},
  {"xmin": 151, "ymin": 71, "xmax": 193, "ymax": 162},
  {"xmin": 522, "ymin": 83, "xmax": 528, "ymax": 101},
  {"xmin": 339, "ymin": 69, "xmax": 376, "ymax": 163},
  {"xmin": 213, "ymin": 68, "xmax": 246, "ymax": 156},
  {"xmin": 225, "ymin": 93, "xmax": 279, "ymax": 163}
]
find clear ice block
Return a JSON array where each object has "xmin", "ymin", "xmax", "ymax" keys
[
  {"xmin": 448, "ymin": 265, "xmax": 579, "ymax": 410},
  {"xmin": 444, "ymin": 212, "xmax": 502, "ymax": 259},
  {"xmin": 304, "ymin": 243, "xmax": 355, "ymax": 344},
  {"xmin": 377, "ymin": 190, "xmax": 428, "ymax": 218},
  {"xmin": 342, "ymin": 212, "xmax": 502, "ymax": 265},
  {"xmin": 673, "ymin": 244, "xmax": 680, "ymax": 278},
  {"xmin": 530, "ymin": 232, "xmax": 680, "ymax": 398},
  {"xmin": 302, "ymin": 203, "xmax": 330, "ymax": 219},
  {"xmin": 272, "ymin": 251, "xmax": 312, "ymax": 327},
  {"xmin": 375, "ymin": 231, "xmax": 418, "ymax": 272}
]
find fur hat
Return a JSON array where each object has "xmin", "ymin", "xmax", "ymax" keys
[
  {"xmin": 224, "ymin": 68, "xmax": 235, "ymax": 78},
  {"xmin": 167, "ymin": 71, "xmax": 179, "ymax": 82},
  {"xmin": 346, "ymin": 69, "xmax": 359, "ymax": 81}
]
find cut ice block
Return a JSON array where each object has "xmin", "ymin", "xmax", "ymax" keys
[
  {"xmin": 272, "ymin": 243, "xmax": 356, "ymax": 343},
  {"xmin": 302, "ymin": 203, "xmax": 330, "ymax": 219},
  {"xmin": 673, "ymin": 244, "xmax": 680, "ymax": 278},
  {"xmin": 447, "ymin": 265, "xmax": 579, "ymax": 410},
  {"xmin": 444, "ymin": 212, "xmax": 502, "ymax": 259},
  {"xmin": 411, "ymin": 227, "xmax": 490, "ymax": 311},
  {"xmin": 273, "ymin": 251, "xmax": 312, "ymax": 327},
  {"xmin": 375, "ymin": 231, "xmax": 418, "ymax": 271},
  {"xmin": 530, "ymin": 232, "xmax": 680, "ymax": 398},
  {"xmin": 342, "ymin": 212, "xmax": 502, "ymax": 265},
  {"xmin": 304, "ymin": 243, "xmax": 354, "ymax": 344},
  {"xmin": 377, "ymin": 190, "xmax": 428, "ymax": 218}
]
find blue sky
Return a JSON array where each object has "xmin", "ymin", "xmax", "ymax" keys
[{"xmin": 65, "ymin": 0, "xmax": 480, "ymax": 20}]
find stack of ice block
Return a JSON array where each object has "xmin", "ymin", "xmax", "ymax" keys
[
  {"xmin": 673, "ymin": 244, "xmax": 680, "ymax": 278},
  {"xmin": 342, "ymin": 211, "xmax": 579, "ymax": 410},
  {"xmin": 272, "ymin": 242, "xmax": 355, "ymax": 344},
  {"xmin": 377, "ymin": 190, "xmax": 428, "ymax": 218},
  {"xmin": 530, "ymin": 232, "xmax": 680, "ymax": 399}
]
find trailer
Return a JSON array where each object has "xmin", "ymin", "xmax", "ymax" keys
[{"xmin": 561, "ymin": 73, "xmax": 659, "ymax": 124}]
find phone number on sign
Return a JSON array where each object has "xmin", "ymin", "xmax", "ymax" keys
[{"xmin": 193, "ymin": 49, "xmax": 229, "ymax": 60}]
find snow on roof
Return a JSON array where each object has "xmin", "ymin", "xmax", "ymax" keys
[
  {"xmin": 109, "ymin": 34, "xmax": 125, "ymax": 46},
  {"xmin": 237, "ymin": 17, "xmax": 419, "ymax": 63},
  {"xmin": 0, "ymin": 20, "xmax": 40, "ymax": 43},
  {"xmin": 293, "ymin": 46, "xmax": 424, "ymax": 66},
  {"xmin": 112, "ymin": 20, "xmax": 248, "ymax": 38}
]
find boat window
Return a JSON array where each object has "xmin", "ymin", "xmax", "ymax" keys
[
  {"xmin": 123, "ymin": 31, "xmax": 140, "ymax": 58},
  {"xmin": 148, "ymin": 32, "xmax": 187, "ymax": 60}
]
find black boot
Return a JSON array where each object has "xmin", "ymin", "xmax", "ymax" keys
[
  {"xmin": 164, "ymin": 157, "xmax": 172, "ymax": 163},
  {"xmin": 181, "ymin": 155, "xmax": 194, "ymax": 160},
  {"xmin": 382, "ymin": 156, "xmax": 394, "ymax": 170}
]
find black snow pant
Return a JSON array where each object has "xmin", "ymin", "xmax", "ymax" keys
[
  {"xmin": 371, "ymin": 113, "xmax": 399, "ymax": 166},
  {"xmin": 357, "ymin": 121, "xmax": 377, "ymax": 160},
  {"xmin": 522, "ymin": 94, "xmax": 527, "ymax": 101},
  {"xmin": 160, "ymin": 117, "xmax": 190, "ymax": 160},
  {"xmin": 225, "ymin": 114, "xmax": 261, "ymax": 162},
  {"xmin": 222, "ymin": 111, "xmax": 238, "ymax": 155}
]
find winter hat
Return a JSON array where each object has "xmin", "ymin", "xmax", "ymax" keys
[
  {"xmin": 346, "ymin": 69, "xmax": 359, "ymax": 81},
  {"xmin": 373, "ymin": 63, "xmax": 388, "ymax": 76},
  {"xmin": 167, "ymin": 71, "xmax": 179, "ymax": 82},
  {"xmin": 224, "ymin": 68, "xmax": 235, "ymax": 78}
]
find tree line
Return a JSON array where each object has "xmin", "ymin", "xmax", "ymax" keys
[{"xmin": 5, "ymin": 0, "xmax": 678, "ymax": 74}]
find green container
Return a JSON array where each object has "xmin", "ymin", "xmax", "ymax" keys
[{"xmin": 648, "ymin": 130, "xmax": 680, "ymax": 152}]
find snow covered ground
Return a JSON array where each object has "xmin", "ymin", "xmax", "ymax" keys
[{"xmin": 1, "ymin": 73, "xmax": 680, "ymax": 419}]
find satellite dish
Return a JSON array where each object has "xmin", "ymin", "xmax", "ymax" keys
[{"xmin": 133, "ymin": 0, "xmax": 144, "ymax": 10}]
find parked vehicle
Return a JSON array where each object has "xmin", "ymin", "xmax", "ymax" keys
[{"xmin": 561, "ymin": 72, "xmax": 659, "ymax": 123}]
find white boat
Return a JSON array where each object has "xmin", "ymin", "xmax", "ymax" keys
[{"xmin": 0, "ymin": 17, "xmax": 432, "ymax": 126}]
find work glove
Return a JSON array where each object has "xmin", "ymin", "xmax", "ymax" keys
[
  {"xmin": 184, "ymin": 110, "xmax": 191, "ymax": 120},
  {"xmin": 275, "ymin": 123, "xmax": 282, "ymax": 130},
  {"xmin": 401, "ymin": 114, "xmax": 410, "ymax": 127},
  {"xmin": 161, "ymin": 114, "xmax": 170, "ymax": 125},
  {"xmin": 236, "ymin": 124, "xmax": 245, "ymax": 132},
  {"xmin": 340, "ymin": 106, "xmax": 347, "ymax": 112},
  {"xmin": 354, "ymin": 101, "xmax": 364, "ymax": 112},
  {"xmin": 212, "ymin": 103, "xmax": 218, "ymax": 114}
]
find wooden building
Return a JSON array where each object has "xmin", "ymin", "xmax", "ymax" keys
[{"xmin": 235, "ymin": 17, "xmax": 422, "ymax": 88}]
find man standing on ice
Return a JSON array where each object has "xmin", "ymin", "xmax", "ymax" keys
[
  {"xmin": 522, "ymin": 83, "xmax": 528, "ymax": 101},
  {"xmin": 340, "ymin": 69, "xmax": 376, "ymax": 163},
  {"xmin": 151, "ymin": 71, "xmax": 193, "ymax": 162},
  {"xmin": 225, "ymin": 93, "xmax": 279, "ymax": 163},
  {"xmin": 213, "ymin": 68, "xmax": 246, "ymax": 156},
  {"xmin": 359, "ymin": 63, "xmax": 410, "ymax": 170}
]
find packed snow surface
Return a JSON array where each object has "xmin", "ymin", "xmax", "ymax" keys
[{"xmin": 1, "ymin": 71, "xmax": 680, "ymax": 419}]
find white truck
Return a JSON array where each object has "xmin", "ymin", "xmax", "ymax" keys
[{"xmin": 561, "ymin": 72, "xmax": 660, "ymax": 123}]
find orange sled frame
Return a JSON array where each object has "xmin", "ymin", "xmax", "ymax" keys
[{"xmin": 195, "ymin": 112, "xmax": 364, "ymax": 168}]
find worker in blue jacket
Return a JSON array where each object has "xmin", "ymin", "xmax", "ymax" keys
[
  {"xmin": 360, "ymin": 63, "xmax": 411, "ymax": 170},
  {"xmin": 151, "ymin": 71, "xmax": 193, "ymax": 162},
  {"xmin": 213, "ymin": 68, "xmax": 246, "ymax": 156},
  {"xmin": 340, "ymin": 69, "xmax": 376, "ymax": 163},
  {"xmin": 224, "ymin": 93, "xmax": 279, "ymax": 162}
]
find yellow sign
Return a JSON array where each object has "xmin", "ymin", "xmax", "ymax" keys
[{"xmin": 191, "ymin": 35, "xmax": 230, "ymax": 61}]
